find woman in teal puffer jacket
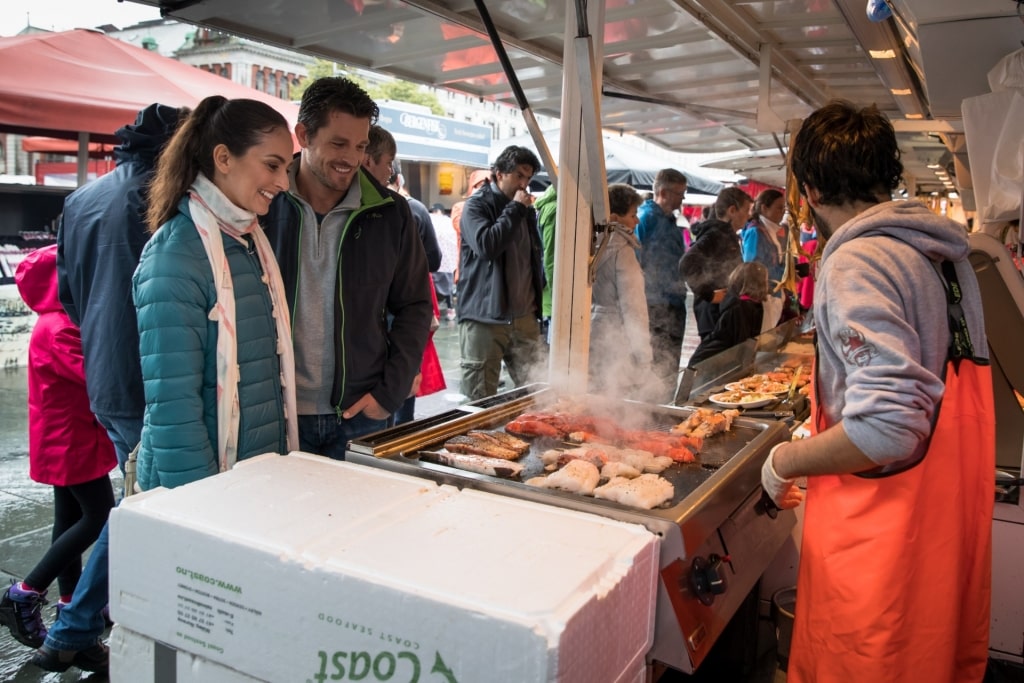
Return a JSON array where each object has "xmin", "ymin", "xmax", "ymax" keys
[{"xmin": 132, "ymin": 96, "xmax": 299, "ymax": 490}]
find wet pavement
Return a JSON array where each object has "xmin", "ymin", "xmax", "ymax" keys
[{"xmin": 0, "ymin": 300, "xmax": 702, "ymax": 682}]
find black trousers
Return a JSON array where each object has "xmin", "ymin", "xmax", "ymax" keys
[{"xmin": 24, "ymin": 475, "xmax": 115, "ymax": 598}]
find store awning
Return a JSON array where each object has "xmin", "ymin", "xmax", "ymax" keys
[{"xmin": 379, "ymin": 104, "xmax": 491, "ymax": 167}]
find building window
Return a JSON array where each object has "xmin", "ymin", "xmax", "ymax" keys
[{"xmin": 255, "ymin": 71, "xmax": 264, "ymax": 91}]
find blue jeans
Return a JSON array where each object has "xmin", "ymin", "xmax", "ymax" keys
[
  {"xmin": 393, "ymin": 396, "xmax": 416, "ymax": 426},
  {"xmin": 44, "ymin": 415, "xmax": 142, "ymax": 651},
  {"xmin": 297, "ymin": 413, "xmax": 390, "ymax": 460},
  {"xmin": 43, "ymin": 524, "xmax": 109, "ymax": 651},
  {"xmin": 95, "ymin": 414, "xmax": 144, "ymax": 477}
]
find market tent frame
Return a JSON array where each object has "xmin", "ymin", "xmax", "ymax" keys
[{"xmin": 493, "ymin": 129, "xmax": 725, "ymax": 196}]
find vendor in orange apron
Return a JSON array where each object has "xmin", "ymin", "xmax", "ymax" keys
[{"xmin": 766, "ymin": 261, "xmax": 994, "ymax": 683}]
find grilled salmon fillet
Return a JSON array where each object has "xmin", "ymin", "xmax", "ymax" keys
[
  {"xmin": 444, "ymin": 434, "xmax": 519, "ymax": 460},
  {"xmin": 467, "ymin": 430, "xmax": 530, "ymax": 455}
]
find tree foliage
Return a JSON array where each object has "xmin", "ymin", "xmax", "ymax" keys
[
  {"xmin": 294, "ymin": 60, "xmax": 444, "ymax": 116},
  {"xmin": 291, "ymin": 59, "xmax": 368, "ymax": 100},
  {"xmin": 369, "ymin": 81, "xmax": 445, "ymax": 116}
]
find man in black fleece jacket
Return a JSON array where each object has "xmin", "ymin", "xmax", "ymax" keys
[{"xmin": 679, "ymin": 187, "xmax": 752, "ymax": 340}]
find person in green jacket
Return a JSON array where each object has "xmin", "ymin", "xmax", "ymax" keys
[{"xmin": 534, "ymin": 183, "xmax": 558, "ymax": 341}]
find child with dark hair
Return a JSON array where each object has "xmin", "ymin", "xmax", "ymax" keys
[{"xmin": 686, "ymin": 261, "xmax": 767, "ymax": 367}]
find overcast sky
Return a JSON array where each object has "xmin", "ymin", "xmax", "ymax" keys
[{"xmin": 0, "ymin": 0, "xmax": 161, "ymax": 37}]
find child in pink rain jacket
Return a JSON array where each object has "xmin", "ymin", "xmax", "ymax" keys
[{"xmin": 0, "ymin": 245, "xmax": 116, "ymax": 650}]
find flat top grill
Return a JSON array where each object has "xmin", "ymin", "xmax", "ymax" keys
[
  {"xmin": 348, "ymin": 388, "xmax": 797, "ymax": 676},
  {"xmin": 419, "ymin": 418, "xmax": 762, "ymax": 509},
  {"xmin": 349, "ymin": 389, "xmax": 786, "ymax": 528}
]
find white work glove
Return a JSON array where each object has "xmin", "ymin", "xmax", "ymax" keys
[{"xmin": 761, "ymin": 443, "xmax": 804, "ymax": 509}]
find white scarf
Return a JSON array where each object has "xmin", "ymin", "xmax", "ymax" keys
[
  {"xmin": 187, "ymin": 173, "xmax": 298, "ymax": 472},
  {"xmin": 759, "ymin": 214, "xmax": 784, "ymax": 265}
]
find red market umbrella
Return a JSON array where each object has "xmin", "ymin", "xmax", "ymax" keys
[{"xmin": 0, "ymin": 29, "xmax": 299, "ymax": 146}]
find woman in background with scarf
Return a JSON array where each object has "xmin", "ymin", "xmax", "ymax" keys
[
  {"xmin": 133, "ymin": 96, "xmax": 298, "ymax": 490},
  {"xmin": 741, "ymin": 188, "xmax": 790, "ymax": 330},
  {"xmin": 588, "ymin": 183, "xmax": 660, "ymax": 401}
]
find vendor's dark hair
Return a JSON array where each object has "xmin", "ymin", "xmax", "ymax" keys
[
  {"xmin": 146, "ymin": 96, "xmax": 288, "ymax": 232},
  {"xmin": 728, "ymin": 261, "xmax": 769, "ymax": 302},
  {"xmin": 492, "ymin": 145, "xmax": 541, "ymax": 177},
  {"xmin": 298, "ymin": 76, "xmax": 379, "ymax": 138},
  {"xmin": 713, "ymin": 187, "xmax": 753, "ymax": 220},
  {"xmin": 608, "ymin": 183, "xmax": 642, "ymax": 216},
  {"xmin": 789, "ymin": 99, "xmax": 903, "ymax": 206}
]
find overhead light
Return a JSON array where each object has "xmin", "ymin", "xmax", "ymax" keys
[
  {"xmin": 930, "ymin": 191, "xmax": 939, "ymax": 196},
  {"xmin": 890, "ymin": 88, "xmax": 912, "ymax": 96},
  {"xmin": 905, "ymin": 113, "xmax": 923, "ymax": 119},
  {"xmin": 870, "ymin": 49, "xmax": 896, "ymax": 59},
  {"xmin": 949, "ymin": 192, "xmax": 959, "ymax": 199},
  {"xmin": 926, "ymin": 163, "xmax": 941, "ymax": 169}
]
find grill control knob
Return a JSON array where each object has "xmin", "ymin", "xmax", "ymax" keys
[
  {"xmin": 689, "ymin": 553, "xmax": 727, "ymax": 606},
  {"xmin": 755, "ymin": 490, "xmax": 780, "ymax": 519}
]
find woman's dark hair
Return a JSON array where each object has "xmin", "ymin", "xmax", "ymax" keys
[
  {"xmin": 297, "ymin": 76, "xmax": 379, "ymax": 139},
  {"xmin": 753, "ymin": 189, "xmax": 785, "ymax": 218},
  {"xmin": 146, "ymin": 96, "xmax": 288, "ymax": 232},
  {"xmin": 789, "ymin": 99, "xmax": 903, "ymax": 206},
  {"xmin": 491, "ymin": 145, "xmax": 541, "ymax": 176},
  {"xmin": 713, "ymin": 186, "xmax": 753, "ymax": 220},
  {"xmin": 728, "ymin": 261, "xmax": 769, "ymax": 302},
  {"xmin": 607, "ymin": 183, "xmax": 642, "ymax": 217}
]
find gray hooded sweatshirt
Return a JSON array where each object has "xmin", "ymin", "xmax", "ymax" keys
[{"xmin": 815, "ymin": 200, "xmax": 988, "ymax": 470}]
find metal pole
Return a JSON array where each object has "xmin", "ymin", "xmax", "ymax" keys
[
  {"xmin": 472, "ymin": 0, "xmax": 557, "ymax": 183},
  {"xmin": 77, "ymin": 132, "xmax": 89, "ymax": 187}
]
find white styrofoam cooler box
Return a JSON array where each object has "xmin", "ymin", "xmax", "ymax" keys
[
  {"xmin": 111, "ymin": 626, "xmax": 654, "ymax": 683},
  {"xmin": 109, "ymin": 452, "xmax": 659, "ymax": 682}
]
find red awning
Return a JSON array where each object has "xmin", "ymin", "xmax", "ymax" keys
[
  {"xmin": 22, "ymin": 137, "xmax": 115, "ymax": 156},
  {"xmin": 0, "ymin": 29, "xmax": 299, "ymax": 147}
]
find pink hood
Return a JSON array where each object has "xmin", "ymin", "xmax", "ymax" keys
[{"xmin": 15, "ymin": 244, "xmax": 62, "ymax": 315}]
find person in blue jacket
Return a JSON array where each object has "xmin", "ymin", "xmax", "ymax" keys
[
  {"xmin": 132, "ymin": 96, "xmax": 299, "ymax": 489},
  {"xmin": 34, "ymin": 104, "xmax": 184, "ymax": 676},
  {"xmin": 740, "ymin": 188, "xmax": 789, "ymax": 329},
  {"xmin": 636, "ymin": 168, "xmax": 689, "ymax": 400},
  {"xmin": 56, "ymin": 103, "xmax": 184, "ymax": 477}
]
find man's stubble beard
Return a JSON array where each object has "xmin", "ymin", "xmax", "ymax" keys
[{"xmin": 809, "ymin": 205, "xmax": 833, "ymax": 242}]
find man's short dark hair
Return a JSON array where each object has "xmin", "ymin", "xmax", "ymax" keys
[
  {"xmin": 297, "ymin": 76, "xmax": 379, "ymax": 139},
  {"xmin": 366, "ymin": 124, "xmax": 397, "ymax": 164},
  {"xmin": 491, "ymin": 145, "xmax": 541, "ymax": 176},
  {"xmin": 789, "ymin": 99, "xmax": 903, "ymax": 206},
  {"xmin": 653, "ymin": 168, "xmax": 687, "ymax": 193}
]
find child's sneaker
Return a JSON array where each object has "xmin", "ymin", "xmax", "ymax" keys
[{"xmin": 0, "ymin": 581, "xmax": 48, "ymax": 648}]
